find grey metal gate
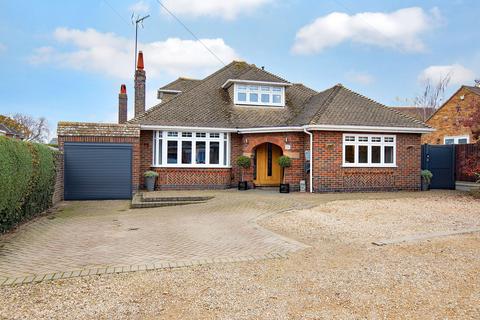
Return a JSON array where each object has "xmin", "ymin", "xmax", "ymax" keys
[
  {"xmin": 421, "ymin": 144, "xmax": 455, "ymax": 189},
  {"xmin": 64, "ymin": 143, "xmax": 132, "ymax": 200}
]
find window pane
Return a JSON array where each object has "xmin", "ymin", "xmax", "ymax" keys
[
  {"xmin": 458, "ymin": 138, "xmax": 468, "ymax": 144},
  {"xmin": 371, "ymin": 146, "xmax": 381, "ymax": 163},
  {"xmin": 154, "ymin": 139, "xmax": 162, "ymax": 165},
  {"xmin": 196, "ymin": 132, "xmax": 206, "ymax": 138},
  {"xmin": 272, "ymin": 87, "xmax": 282, "ymax": 92},
  {"xmin": 237, "ymin": 92, "xmax": 247, "ymax": 102},
  {"xmin": 261, "ymin": 86, "xmax": 270, "ymax": 91},
  {"xmin": 444, "ymin": 139, "xmax": 454, "ymax": 145},
  {"xmin": 167, "ymin": 131, "xmax": 178, "ymax": 137},
  {"xmin": 345, "ymin": 136, "xmax": 355, "ymax": 142},
  {"xmin": 359, "ymin": 137, "xmax": 368, "ymax": 142},
  {"xmin": 167, "ymin": 141, "xmax": 178, "ymax": 164},
  {"xmin": 272, "ymin": 94, "xmax": 281, "ymax": 103},
  {"xmin": 237, "ymin": 85, "xmax": 247, "ymax": 90},
  {"xmin": 223, "ymin": 140, "xmax": 227, "ymax": 165},
  {"xmin": 371, "ymin": 137, "xmax": 381, "ymax": 142},
  {"xmin": 384, "ymin": 146, "xmax": 394, "ymax": 163},
  {"xmin": 261, "ymin": 93, "xmax": 270, "ymax": 103},
  {"xmin": 384, "ymin": 137, "xmax": 394, "ymax": 143},
  {"xmin": 181, "ymin": 141, "xmax": 192, "ymax": 164},
  {"xmin": 249, "ymin": 86, "xmax": 258, "ymax": 91},
  {"xmin": 250, "ymin": 93, "xmax": 258, "ymax": 102},
  {"xmin": 196, "ymin": 141, "xmax": 206, "ymax": 164},
  {"xmin": 359, "ymin": 145, "xmax": 368, "ymax": 163},
  {"xmin": 345, "ymin": 145, "xmax": 355, "ymax": 163},
  {"xmin": 209, "ymin": 142, "xmax": 219, "ymax": 164},
  {"xmin": 209, "ymin": 133, "xmax": 220, "ymax": 138}
]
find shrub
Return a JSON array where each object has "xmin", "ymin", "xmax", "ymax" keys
[
  {"xmin": 278, "ymin": 156, "xmax": 292, "ymax": 184},
  {"xmin": 0, "ymin": 137, "xmax": 57, "ymax": 232},
  {"xmin": 144, "ymin": 170, "xmax": 159, "ymax": 178},
  {"xmin": 421, "ymin": 169, "xmax": 433, "ymax": 184},
  {"xmin": 236, "ymin": 156, "xmax": 251, "ymax": 181}
]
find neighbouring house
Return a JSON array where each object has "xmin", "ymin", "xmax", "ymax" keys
[
  {"xmin": 0, "ymin": 122, "xmax": 24, "ymax": 140},
  {"xmin": 422, "ymin": 85, "xmax": 480, "ymax": 145},
  {"xmin": 57, "ymin": 52, "xmax": 433, "ymax": 200}
]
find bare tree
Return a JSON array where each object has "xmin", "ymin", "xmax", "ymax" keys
[
  {"xmin": 11, "ymin": 113, "xmax": 50, "ymax": 142},
  {"xmin": 413, "ymin": 73, "xmax": 451, "ymax": 121}
]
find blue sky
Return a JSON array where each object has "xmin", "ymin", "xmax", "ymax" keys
[{"xmin": 0, "ymin": 0, "xmax": 478, "ymax": 136}]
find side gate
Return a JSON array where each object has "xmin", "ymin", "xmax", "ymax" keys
[{"xmin": 421, "ymin": 144, "xmax": 456, "ymax": 189}]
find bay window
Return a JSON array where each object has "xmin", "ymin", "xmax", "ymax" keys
[
  {"xmin": 152, "ymin": 131, "xmax": 230, "ymax": 167},
  {"xmin": 343, "ymin": 134, "xmax": 396, "ymax": 167}
]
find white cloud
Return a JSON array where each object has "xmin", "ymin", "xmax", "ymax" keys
[
  {"xmin": 419, "ymin": 64, "xmax": 476, "ymax": 85},
  {"xmin": 129, "ymin": 0, "xmax": 150, "ymax": 14},
  {"xmin": 345, "ymin": 71, "xmax": 374, "ymax": 85},
  {"xmin": 28, "ymin": 27, "xmax": 239, "ymax": 80},
  {"xmin": 292, "ymin": 7, "xmax": 440, "ymax": 54},
  {"xmin": 161, "ymin": 0, "xmax": 273, "ymax": 20}
]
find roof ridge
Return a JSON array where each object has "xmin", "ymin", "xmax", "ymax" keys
[
  {"xmin": 309, "ymin": 85, "xmax": 342, "ymax": 125},
  {"xmin": 129, "ymin": 61, "xmax": 243, "ymax": 123},
  {"xmin": 338, "ymin": 85, "xmax": 428, "ymax": 126}
]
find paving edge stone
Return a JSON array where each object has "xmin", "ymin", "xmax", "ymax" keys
[{"xmin": 0, "ymin": 250, "xmax": 297, "ymax": 287}]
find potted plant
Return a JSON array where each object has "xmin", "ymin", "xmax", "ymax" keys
[
  {"xmin": 236, "ymin": 155, "xmax": 251, "ymax": 190},
  {"xmin": 144, "ymin": 170, "xmax": 159, "ymax": 192},
  {"xmin": 421, "ymin": 169, "xmax": 433, "ymax": 191},
  {"xmin": 278, "ymin": 155, "xmax": 292, "ymax": 193}
]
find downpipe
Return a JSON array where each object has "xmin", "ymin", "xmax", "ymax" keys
[{"xmin": 303, "ymin": 127, "xmax": 313, "ymax": 193}]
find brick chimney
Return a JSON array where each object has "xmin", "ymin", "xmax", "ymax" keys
[
  {"xmin": 118, "ymin": 84, "xmax": 128, "ymax": 124},
  {"xmin": 134, "ymin": 51, "xmax": 146, "ymax": 117}
]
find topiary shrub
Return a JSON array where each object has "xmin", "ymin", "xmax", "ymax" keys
[
  {"xmin": 236, "ymin": 155, "xmax": 251, "ymax": 181},
  {"xmin": 0, "ymin": 137, "xmax": 57, "ymax": 233},
  {"xmin": 278, "ymin": 155, "xmax": 292, "ymax": 184}
]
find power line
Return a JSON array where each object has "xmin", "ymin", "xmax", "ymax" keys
[
  {"xmin": 102, "ymin": 0, "xmax": 132, "ymax": 28},
  {"xmin": 154, "ymin": 0, "xmax": 227, "ymax": 66}
]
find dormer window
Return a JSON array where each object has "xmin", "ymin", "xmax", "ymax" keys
[{"xmin": 234, "ymin": 83, "xmax": 285, "ymax": 107}]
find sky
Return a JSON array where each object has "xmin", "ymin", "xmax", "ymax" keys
[{"xmin": 0, "ymin": 0, "xmax": 479, "ymax": 138}]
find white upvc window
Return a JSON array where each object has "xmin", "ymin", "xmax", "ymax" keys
[
  {"xmin": 152, "ymin": 131, "xmax": 230, "ymax": 168},
  {"xmin": 444, "ymin": 135, "xmax": 469, "ymax": 145},
  {"xmin": 234, "ymin": 83, "xmax": 285, "ymax": 107},
  {"xmin": 342, "ymin": 134, "xmax": 396, "ymax": 167}
]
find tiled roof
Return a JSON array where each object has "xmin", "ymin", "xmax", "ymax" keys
[
  {"xmin": 465, "ymin": 85, "xmax": 480, "ymax": 96},
  {"xmin": 130, "ymin": 61, "xmax": 429, "ymax": 130},
  {"xmin": 0, "ymin": 122, "xmax": 23, "ymax": 137},
  {"xmin": 160, "ymin": 77, "xmax": 201, "ymax": 92},
  {"xmin": 389, "ymin": 106, "xmax": 435, "ymax": 121},
  {"xmin": 57, "ymin": 122, "xmax": 140, "ymax": 137}
]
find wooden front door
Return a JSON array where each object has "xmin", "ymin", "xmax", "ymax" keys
[{"xmin": 254, "ymin": 143, "xmax": 282, "ymax": 186}]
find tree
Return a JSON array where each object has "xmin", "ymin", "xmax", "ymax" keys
[
  {"xmin": 0, "ymin": 113, "xmax": 50, "ymax": 142},
  {"xmin": 460, "ymin": 96, "xmax": 480, "ymax": 142},
  {"xmin": 413, "ymin": 74, "xmax": 451, "ymax": 121}
]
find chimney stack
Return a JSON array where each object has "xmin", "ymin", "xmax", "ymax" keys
[
  {"xmin": 118, "ymin": 84, "xmax": 128, "ymax": 124},
  {"xmin": 134, "ymin": 51, "xmax": 146, "ymax": 117}
]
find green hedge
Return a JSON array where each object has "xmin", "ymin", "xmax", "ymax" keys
[{"xmin": 0, "ymin": 137, "xmax": 57, "ymax": 232}]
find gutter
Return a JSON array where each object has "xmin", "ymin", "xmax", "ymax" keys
[{"xmin": 303, "ymin": 128, "xmax": 313, "ymax": 193}]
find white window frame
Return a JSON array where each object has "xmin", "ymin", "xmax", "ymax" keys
[
  {"xmin": 152, "ymin": 131, "xmax": 230, "ymax": 168},
  {"xmin": 342, "ymin": 134, "xmax": 396, "ymax": 168},
  {"xmin": 444, "ymin": 135, "xmax": 469, "ymax": 145},
  {"xmin": 234, "ymin": 83, "xmax": 285, "ymax": 107}
]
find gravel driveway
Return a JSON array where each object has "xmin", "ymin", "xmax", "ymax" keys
[{"xmin": 1, "ymin": 190, "xmax": 479, "ymax": 319}]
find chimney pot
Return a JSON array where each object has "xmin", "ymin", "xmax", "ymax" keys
[
  {"xmin": 137, "ymin": 51, "xmax": 144, "ymax": 70},
  {"xmin": 118, "ymin": 84, "xmax": 128, "ymax": 124}
]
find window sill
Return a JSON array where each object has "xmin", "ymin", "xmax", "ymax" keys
[
  {"xmin": 151, "ymin": 165, "xmax": 232, "ymax": 169},
  {"xmin": 342, "ymin": 164, "xmax": 397, "ymax": 168}
]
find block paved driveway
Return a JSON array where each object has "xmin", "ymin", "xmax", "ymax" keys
[{"xmin": 0, "ymin": 190, "xmax": 310, "ymax": 285}]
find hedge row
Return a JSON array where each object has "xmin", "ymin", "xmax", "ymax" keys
[{"xmin": 0, "ymin": 137, "xmax": 57, "ymax": 232}]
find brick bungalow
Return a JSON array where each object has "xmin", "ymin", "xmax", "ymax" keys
[
  {"xmin": 422, "ymin": 85, "xmax": 480, "ymax": 145},
  {"xmin": 57, "ymin": 52, "xmax": 433, "ymax": 199}
]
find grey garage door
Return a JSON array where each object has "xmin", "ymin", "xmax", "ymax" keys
[{"xmin": 64, "ymin": 143, "xmax": 132, "ymax": 200}]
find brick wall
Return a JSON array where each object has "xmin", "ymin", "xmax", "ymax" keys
[
  {"xmin": 312, "ymin": 131, "xmax": 421, "ymax": 192},
  {"xmin": 423, "ymin": 87, "xmax": 478, "ymax": 144},
  {"xmin": 52, "ymin": 151, "xmax": 64, "ymax": 204},
  {"xmin": 235, "ymin": 132, "xmax": 307, "ymax": 191}
]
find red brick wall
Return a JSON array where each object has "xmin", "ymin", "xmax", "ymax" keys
[
  {"xmin": 139, "ymin": 130, "xmax": 233, "ymax": 190},
  {"xmin": 58, "ymin": 135, "xmax": 141, "ymax": 192},
  {"xmin": 311, "ymin": 131, "xmax": 421, "ymax": 192},
  {"xmin": 235, "ymin": 132, "xmax": 308, "ymax": 190}
]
